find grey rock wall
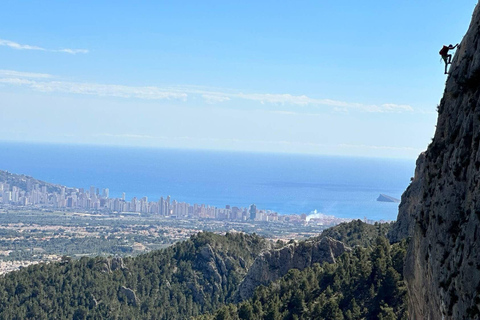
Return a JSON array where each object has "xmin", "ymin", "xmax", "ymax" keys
[
  {"xmin": 388, "ymin": 152, "xmax": 426, "ymax": 243},
  {"xmin": 393, "ymin": 3, "xmax": 480, "ymax": 319}
]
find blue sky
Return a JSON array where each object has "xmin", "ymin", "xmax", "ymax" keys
[{"xmin": 0, "ymin": 1, "xmax": 476, "ymax": 158}]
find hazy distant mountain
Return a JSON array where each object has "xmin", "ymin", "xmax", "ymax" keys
[{"xmin": 0, "ymin": 169, "xmax": 62, "ymax": 194}]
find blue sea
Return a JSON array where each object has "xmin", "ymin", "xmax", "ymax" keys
[{"xmin": 0, "ymin": 142, "xmax": 416, "ymax": 221}]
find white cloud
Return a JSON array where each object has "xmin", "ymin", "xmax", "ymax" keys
[
  {"xmin": 0, "ymin": 69, "xmax": 414, "ymax": 113},
  {"xmin": 0, "ymin": 78, "xmax": 36, "ymax": 85},
  {"xmin": 0, "ymin": 38, "xmax": 88, "ymax": 54},
  {"xmin": 380, "ymin": 103, "xmax": 414, "ymax": 112},
  {"xmin": 199, "ymin": 91, "xmax": 414, "ymax": 113},
  {"xmin": 0, "ymin": 70, "xmax": 53, "ymax": 79},
  {"xmin": 0, "ymin": 75, "xmax": 187, "ymax": 100},
  {"xmin": 57, "ymin": 48, "xmax": 89, "ymax": 54},
  {"xmin": 176, "ymin": 86, "xmax": 414, "ymax": 113},
  {"xmin": 201, "ymin": 94, "xmax": 231, "ymax": 104},
  {"xmin": 234, "ymin": 92, "xmax": 314, "ymax": 105},
  {"xmin": 0, "ymin": 39, "xmax": 44, "ymax": 51}
]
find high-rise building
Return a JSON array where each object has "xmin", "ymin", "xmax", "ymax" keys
[
  {"xmin": 166, "ymin": 195, "xmax": 171, "ymax": 215},
  {"xmin": 171, "ymin": 199, "xmax": 177, "ymax": 216},
  {"xmin": 12, "ymin": 186, "xmax": 19, "ymax": 203},
  {"xmin": 249, "ymin": 204, "xmax": 257, "ymax": 220},
  {"xmin": 131, "ymin": 197, "xmax": 138, "ymax": 212},
  {"xmin": 67, "ymin": 197, "xmax": 74, "ymax": 208},
  {"xmin": 159, "ymin": 197, "xmax": 164, "ymax": 215},
  {"xmin": 141, "ymin": 197, "xmax": 148, "ymax": 213}
]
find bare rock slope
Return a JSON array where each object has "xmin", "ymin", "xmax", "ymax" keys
[
  {"xmin": 391, "ymin": 3, "xmax": 480, "ymax": 319},
  {"xmin": 236, "ymin": 236, "xmax": 350, "ymax": 301}
]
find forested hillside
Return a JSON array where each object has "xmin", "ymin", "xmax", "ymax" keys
[
  {"xmin": 318, "ymin": 219, "xmax": 393, "ymax": 247},
  {"xmin": 0, "ymin": 232, "xmax": 275, "ymax": 319},
  {"xmin": 0, "ymin": 221, "xmax": 408, "ymax": 320},
  {"xmin": 199, "ymin": 237, "xmax": 408, "ymax": 320}
]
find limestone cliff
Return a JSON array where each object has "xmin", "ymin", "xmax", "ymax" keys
[
  {"xmin": 391, "ymin": 3, "xmax": 480, "ymax": 319},
  {"xmin": 388, "ymin": 153, "xmax": 426, "ymax": 243},
  {"xmin": 236, "ymin": 236, "xmax": 350, "ymax": 301}
]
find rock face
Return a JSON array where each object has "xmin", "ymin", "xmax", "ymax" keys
[
  {"xmin": 388, "ymin": 153, "xmax": 426, "ymax": 243},
  {"xmin": 236, "ymin": 236, "xmax": 350, "ymax": 301},
  {"xmin": 190, "ymin": 244, "xmax": 230, "ymax": 303},
  {"xmin": 391, "ymin": 3, "xmax": 480, "ymax": 319},
  {"xmin": 99, "ymin": 257, "xmax": 127, "ymax": 273},
  {"xmin": 119, "ymin": 286, "xmax": 139, "ymax": 307}
]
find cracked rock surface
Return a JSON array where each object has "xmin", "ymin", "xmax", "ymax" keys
[{"xmin": 390, "ymin": 3, "xmax": 480, "ymax": 319}]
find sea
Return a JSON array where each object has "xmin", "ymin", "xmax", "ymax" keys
[{"xmin": 0, "ymin": 142, "xmax": 417, "ymax": 221}]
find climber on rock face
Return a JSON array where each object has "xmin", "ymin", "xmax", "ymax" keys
[{"xmin": 440, "ymin": 44, "xmax": 459, "ymax": 74}]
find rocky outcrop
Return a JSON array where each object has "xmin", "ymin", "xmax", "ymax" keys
[
  {"xmin": 188, "ymin": 242, "xmax": 267, "ymax": 304},
  {"xmin": 119, "ymin": 286, "xmax": 139, "ymax": 307},
  {"xmin": 99, "ymin": 257, "xmax": 127, "ymax": 273},
  {"xmin": 392, "ymin": 3, "xmax": 480, "ymax": 319},
  {"xmin": 236, "ymin": 236, "xmax": 350, "ymax": 301},
  {"xmin": 191, "ymin": 244, "xmax": 229, "ymax": 301}
]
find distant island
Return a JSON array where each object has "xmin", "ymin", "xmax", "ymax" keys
[{"xmin": 376, "ymin": 194, "xmax": 400, "ymax": 203}]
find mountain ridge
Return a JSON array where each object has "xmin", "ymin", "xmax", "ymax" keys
[{"xmin": 0, "ymin": 169, "xmax": 62, "ymax": 194}]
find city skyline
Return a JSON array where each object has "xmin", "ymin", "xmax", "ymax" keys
[
  {"xmin": 0, "ymin": 178, "xmax": 348, "ymax": 226},
  {"xmin": 0, "ymin": 1, "xmax": 476, "ymax": 158}
]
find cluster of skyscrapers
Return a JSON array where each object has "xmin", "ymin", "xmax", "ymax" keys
[{"xmin": 0, "ymin": 181, "xmax": 280, "ymax": 222}]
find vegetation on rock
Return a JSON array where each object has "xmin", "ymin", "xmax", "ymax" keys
[
  {"xmin": 199, "ymin": 236, "xmax": 408, "ymax": 320},
  {"xmin": 0, "ymin": 220, "xmax": 408, "ymax": 320}
]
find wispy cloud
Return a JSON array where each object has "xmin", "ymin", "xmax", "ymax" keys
[
  {"xmin": 28, "ymin": 81, "xmax": 187, "ymax": 100},
  {"xmin": 0, "ymin": 71, "xmax": 187, "ymax": 100},
  {"xmin": 0, "ymin": 69, "xmax": 53, "ymax": 79},
  {"xmin": 0, "ymin": 39, "xmax": 44, "ymax": 51},
  {"xmin": 202, "ymin": 94, "xmax": 231, "ymax": 104},
  {"xmin": 192, "ymin": 90, "xmax": 413, "ymax": 113},
  {"xmin": 57, "ymin": 48, "xmax": 89, "ymax": 54},
  {"xmin": 0, "ymin": 69, "xmax": 414, "ymax": 113},
  {"xmin": 0, "ymin": 39, "xmax": 88, "ymax": 54}
]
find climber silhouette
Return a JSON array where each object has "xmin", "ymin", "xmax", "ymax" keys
[{"xmin": 440, "ymin": 44, "xmax": 458, "ymax": 74}]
